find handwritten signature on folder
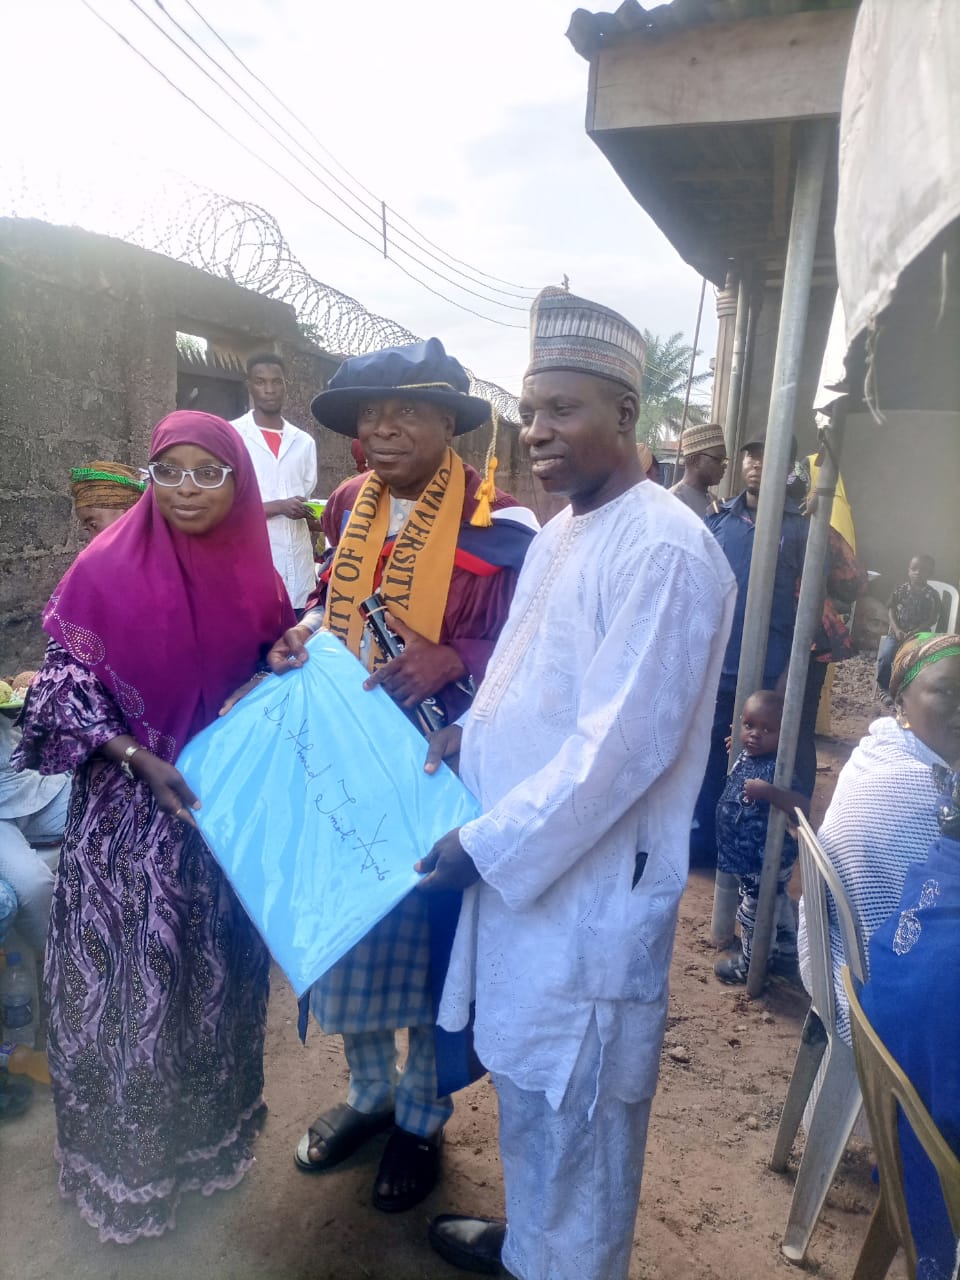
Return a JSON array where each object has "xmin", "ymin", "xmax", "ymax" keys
[{"xmin": 263, "ymin": 692, "xmax": 390, "ymax": 881}]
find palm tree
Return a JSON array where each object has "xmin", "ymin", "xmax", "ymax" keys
[{"xmin": 635, "ymin": 330, "xmax": 712, "ymax": 445}]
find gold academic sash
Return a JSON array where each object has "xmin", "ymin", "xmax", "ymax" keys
[{"xmin": 322, "ymin": 447, "xmax": 466, "ymax": 664}]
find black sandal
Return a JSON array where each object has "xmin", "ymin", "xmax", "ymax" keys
[
  {"xmin": 372, "ymin": 1126, "xmax": 444, "ymax": 1213},
  {"xmin": 294, "ymin": 1102, "xmax": 394, "ymax": 1172}
]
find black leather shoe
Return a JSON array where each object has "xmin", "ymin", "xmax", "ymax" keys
[{"xmin": 428, "ymin": 1214, "xmax": 506, "ymax": 1275}]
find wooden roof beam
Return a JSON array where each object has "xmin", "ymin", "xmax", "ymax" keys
[{"xmin": 587, "ymin": 8, "xmax": 855, "ymax": 133}]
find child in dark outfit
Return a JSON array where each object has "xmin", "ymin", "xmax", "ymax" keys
[
  {"xmin": 714, "ymin": 691, "xmax": 809, "ymax": 985},
  {"xmin": 877, "ymin": 554, "xmax": 942, "ymax": 696}
]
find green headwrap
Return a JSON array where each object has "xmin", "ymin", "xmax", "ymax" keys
[{"xmin": 890, "ymin": 632, "xmax": 960, "ymax": 699}]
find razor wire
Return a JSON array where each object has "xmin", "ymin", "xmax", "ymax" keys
[{"xmin": 1, "ymin": 167, "xmax": 522, "ymax": 419}]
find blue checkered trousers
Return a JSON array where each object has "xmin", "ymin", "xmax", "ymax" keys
[{"xmin": 309, "ymin": 887, "xmax": 452, "ymax": 1137}]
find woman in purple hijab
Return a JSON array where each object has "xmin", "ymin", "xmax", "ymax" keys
[{"xmin": 14, "ymin": 411, "xmax": 295, "ymax": 1243}]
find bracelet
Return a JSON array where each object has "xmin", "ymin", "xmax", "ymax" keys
[{"xmin": 119, "ymin": 744, "xmax": 142, "ymax": 780}]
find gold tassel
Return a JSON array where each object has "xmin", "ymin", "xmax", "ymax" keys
[
  {"xmin": 471, "ymin": 457, "xmax": 498, "ymax": 527},
  {"xmin": 470, "ymin": 409, "xmax": 499, "ymax": 528}
]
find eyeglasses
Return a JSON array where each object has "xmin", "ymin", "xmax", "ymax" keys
[{"xmin": 143, "ymin": 462, "xmax": 233, "ymax": 489}]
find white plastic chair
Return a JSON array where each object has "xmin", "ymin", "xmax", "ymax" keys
[
  {"xmin": 771, "ymin": 811, "xmax": 869, "ymax": 1264},
  {"xmin": 928, "ymin": 581, "xmax": 959, "ymax": 634}
]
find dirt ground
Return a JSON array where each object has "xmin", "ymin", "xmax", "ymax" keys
[{"xmin": 1, "ymin": 656, "xmax": 906, "ymax": 1280}]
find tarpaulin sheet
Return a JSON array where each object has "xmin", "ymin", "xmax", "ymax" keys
[
  {"xmin": 837, "ymin": 0, "xmax": 960, "ymax": 347},
  {"xmin": 177, "ymin": 631, "xmax": 480, "ymax": 997}
]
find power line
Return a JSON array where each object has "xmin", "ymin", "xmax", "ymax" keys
[
  {"xmin": 180, "ymin": 0, "xmax": 538, "ymax": 297},
  {"xmin": 78, "ymin": 0, "xmax": 526, "ymax": 329},
  {"xmin": 76, "ymin": 0, "xmax": 704, "ymax": 368},
  {"xmin": 122, "ymin": 0, "xmax": 527, "ymax": 313},
  {"xmin": 151, "ymin": 0, "xmax": 533, "ymax": 305}
]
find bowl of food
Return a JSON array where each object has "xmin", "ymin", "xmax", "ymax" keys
[{"xmin": 0, "ymin": 671, "xmax": 35, "ymax": 715}]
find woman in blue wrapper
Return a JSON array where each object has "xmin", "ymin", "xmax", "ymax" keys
[{"xmin": 860, "ymin": 763, "xmax": 960, "ymax": 1278}]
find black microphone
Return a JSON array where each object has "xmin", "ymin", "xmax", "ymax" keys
[{"xmin": 359, "ymin": 593, "xmax": 448, "ymax": 736}]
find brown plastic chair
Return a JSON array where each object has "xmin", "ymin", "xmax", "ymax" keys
[
  {"xmin": 843, "ymin": 966, "xmax": 960, "ymax": 1279},
  {"xmin": 772, "ymin": 809, "xmax": 868, "ymax": 1263}
]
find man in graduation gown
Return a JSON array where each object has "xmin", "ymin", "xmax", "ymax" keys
[
  {"xmin": 268, "ymin": 338, "xmax": 536, "ymax": 1213},
  {"xmin": 417, "ymin": 288, "xmax": 736, "ymax": 1280}
]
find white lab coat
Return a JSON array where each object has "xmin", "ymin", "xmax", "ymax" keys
[{"xmin": 231, "ymin": 411, "xmax": 318, "ymax": 609}]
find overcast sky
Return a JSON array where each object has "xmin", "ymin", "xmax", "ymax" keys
[{"xmin": 3, "ymin": 0, "xmax": 717, "ymax": 399}]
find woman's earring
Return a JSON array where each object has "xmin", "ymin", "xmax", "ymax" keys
[{"xmin": 896, "ymin": 709, "xmax": 911, "ymax": 730}]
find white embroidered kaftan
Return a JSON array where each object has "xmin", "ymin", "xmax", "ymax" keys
[
  {"xmin": 439, "ymin": 481, "xmax": 736, "ymax": 1109},
  {"xmin": 231, "ymin": 411, "xmax": 319, "ymax": 609}
]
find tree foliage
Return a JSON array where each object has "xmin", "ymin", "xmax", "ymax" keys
[{"xmin": 636, "ymin": 330, "xmax": 712, "ymax": 445}]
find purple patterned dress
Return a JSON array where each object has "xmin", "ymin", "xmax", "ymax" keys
[{"xmin": 14, "ymin": 642, "xmax": 270, "ymax": 1243}]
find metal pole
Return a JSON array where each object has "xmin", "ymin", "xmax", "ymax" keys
[
  {"xmin": 729, "ymin": 121, "xmax": 831, "ymax": 752},
  {"xmin": 710, "ymin": 125, "xmax": 830, "ymax": 949},
  {"xmin": 674, "ymin": 276, "xmax": 708, "ymax": 478},
  {"xmin": 746, "ymin": 406, "xmax": 845, "ymax": 995},
  {"xmin": 711, "ymin": 874, "xmax": 742, "ymax": 951},
  {"xmin": 681, "ymin": 275, "xmax": 708, "ymax": 432},
  {"xmin": 711, "ymin": 276, "xmax": 761, "ymax": 942}
]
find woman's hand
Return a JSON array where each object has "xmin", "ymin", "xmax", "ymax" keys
[
  {"xmin": 133, "ymin": 753, "xmax": 201, "ymax": 827},
  {"xmin": 267, "ymin": 623, "xmax": 314, "ymax": 673},
  {"xmin": 219, "ymin": 673, "xmax": 268, "ymax": 716}
]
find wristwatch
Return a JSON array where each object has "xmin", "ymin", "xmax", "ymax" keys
[{"xmin": 119, "ymin": 744, "xmax": 142, "ymax": 780}]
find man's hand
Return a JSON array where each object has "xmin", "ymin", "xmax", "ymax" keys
[
  {"xmin": 415, "ymin": 827, "xmax": 480, "ymax": 892},
  {"xmin": 265, "ymin": 497, "xmax": 310, "ymax": 520},
  {"xmin": 362, "ymin": 612, "xmax": 466, "ymax": 708},
  {"xmin": 134, "ymin": 753, "xmax": 201, "ymax": 827},
  {"xmin": 267, "ymin": 623, "xmax": 314, "ymax": 672},
  {"xmin": 424, "ymin": 724, "xmax": 463, "ymax": 776}
]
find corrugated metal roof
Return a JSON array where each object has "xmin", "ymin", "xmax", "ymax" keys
[
  {"xmin": 567, "ymin": 0, "xmax": 856, "ymax": 281},
  {"xmin": 567, "ymin": 0, "xmax": 856, "ymax": 59}
]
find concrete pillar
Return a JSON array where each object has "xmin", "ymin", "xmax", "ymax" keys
[{"xmin": 711, "ymin": 271, "xmax": 739, "ymax": 428}]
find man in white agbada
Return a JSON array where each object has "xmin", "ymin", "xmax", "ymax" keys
[{"xmin": 416, "ymin": 288, "xmax": 736, "ymax": 1280}]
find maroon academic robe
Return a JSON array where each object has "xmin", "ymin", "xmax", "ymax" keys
[
  {"xmin": 306, "ymin": 464, "xmax": 535, "ymax": 1060},
  {"xmin": 312, "ymin": 464, "xmax": 533, "ymax": 721}
]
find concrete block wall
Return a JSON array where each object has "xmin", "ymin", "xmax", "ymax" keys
[
  {"xmin": 0, "ymin": 219, "xmax": 326, "ymax": 670},
  {"xmin": 0, "ymin": 217, "xmax": 550, "ymax": 671}
]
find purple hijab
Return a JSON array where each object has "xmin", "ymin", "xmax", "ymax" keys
[{"xmin": 44, "ymin": 411, "xmax": 296, "ymax": 761}]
